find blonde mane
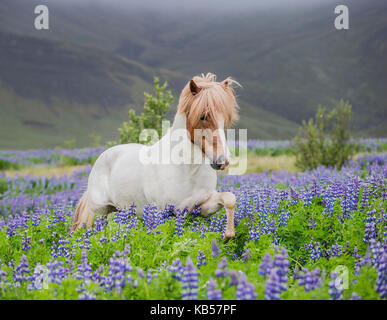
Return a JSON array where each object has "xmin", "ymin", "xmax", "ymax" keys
[{"xmin": 177, "ymin": 73, "xmax": 240, "ymax": 128}]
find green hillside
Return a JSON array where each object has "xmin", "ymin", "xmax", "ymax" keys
[
  {"xmin": 0, "ymin": 32, "xmax": 296, "ymax": 148},
  {"xmin": 0, "ymin": 0, "xmax": 386, "ymax": 149}
]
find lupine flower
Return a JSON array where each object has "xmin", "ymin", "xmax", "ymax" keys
[
  {"xmin": 278, "ymin": 211, "xmax": 291, "ymax": 228},
  {"xmin": 21, "ymin": 233, "xmax": 31, "ymax": 251},
  {"xmin": 197, "ymin": 250, "xmax": 206, "ymax": 267},
  {"xmin": 28, "ymin": 264, "xmax": 49, "ymax": 290},
  {"xmin": 297, "ymin": 267, "xmax": 321, "ymax": 292},
  {"xmin": 182, "ymin": 257, "xmax": 198, "ymax": 300},
  {"xmin": 78, "ymin": 292, "xmax": 96, "ymax": 300},
  {"xmin": 14, "ymin": 255, "xmax": 32, "ymax": 284},
  {"xmin": 211, "ymin": 239, "xmax": 220, "ymax": 258},
  {"xmin": 351, "ymin": 292, "xmax": 361, "ymax": 300},
  {"xmin": 258, "ymin": 253, "xmax": 273, "ymax": 278},
  {"xmin": 236, "ymin": 273, "xmax": 257, "ymax": 300},
  {"xmin": 77, "ymin": 250, "xmax": 92, "ymax": 283},
  {"xmin": 46, "ymin": 261, "xmax": 70, "ymax": 284},
  {"xmin": 264, "ymin": 269, "xmax": 282, "ymax": 300},
  {"xmin": 241, "ymin": 249, "xmax": 251, "ymax": 262},
  {"xmin": 375, "ymin": 251, "xmax": 386, "ymax": 299},
  {"xmin": 229, "ymin": 270, "xmax": 239, "ymax": 286},
  {"xmin": 105, "ymin": 255, "xmax": 133, "ymax": 293},
  {"xmin": 207, "ymin": 278, "xmax": 222, "ymax": 300},
  {"xmin": 304, "ymin": 241, "xmax": 322, "ymax": 262},
  {"xmin": 329, "ymin": 271, "xmax": 343, "ymax": 300},
  {"xmin": 191, "ymin": 205, "xmax": 201, "ymax": 218},
  {"xmin": 308, "ymin": 218, "xmax": 317, "ymax": 229},
  {"xmin": 215, "ymin": 257, "xmax": 228, "ymax": 277},
  {"xmin": 174, "ymin": 210, "xmax": 185, "ymax": 236},
  {"xmin": 147, "ymin": 269, "xmax": 155, "ymax": 284},
  {"xmin": 168, "ymin": 258, "xmax": 184, "ymax": 281},
  {"xmin": 273, "ymin": 248, "xmax": 289, "ymax": 290}
]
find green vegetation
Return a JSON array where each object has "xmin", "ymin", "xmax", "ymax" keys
[
  {"xmin": 115, "ymin": 77, "xmax": 173, "ymax": 145},
  {"xmin": 294, "ymin": 100, "xmax": 355, "ymax": 170}
]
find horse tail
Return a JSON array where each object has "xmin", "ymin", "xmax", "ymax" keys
[{"xmin": 70, "ymin": 191, "xmax": 93, "ymax": 232}]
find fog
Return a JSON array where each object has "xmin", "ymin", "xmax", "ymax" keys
[{"xmin": 52, "ymin": 0, "xmax": 338, "ymax": 13}]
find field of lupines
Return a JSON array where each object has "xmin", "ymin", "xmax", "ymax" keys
[
  {"xmin": 1, "ymin": 138, "xmax": 387, "ymax": 169},
  {"xmin": 0, "ymin": 147, "xmax": 386, "ymax": 300}
]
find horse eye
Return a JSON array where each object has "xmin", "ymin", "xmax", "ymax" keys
[{"xmin": 200, "ymin": 115, "xmax": 207, "ymax": 121}]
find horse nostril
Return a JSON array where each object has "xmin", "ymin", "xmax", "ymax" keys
[{"xmin": 216, "ymin": 156, "xmax": 225, "ymax": 166}]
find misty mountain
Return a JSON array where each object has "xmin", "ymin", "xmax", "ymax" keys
[{"xmin": 0, "ymin": 0, "xmax": 386, "ymax": 148}]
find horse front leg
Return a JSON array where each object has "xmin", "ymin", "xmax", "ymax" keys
[{"xmin": 200, "ymin": 191, "xmax": 236, "ymax": 242}]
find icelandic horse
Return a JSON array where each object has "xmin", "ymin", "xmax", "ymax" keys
[{"xmin": 71, "ymin": 73, "xmax": 240, "ymax": 241}]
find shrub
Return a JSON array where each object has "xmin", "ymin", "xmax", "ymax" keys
[
  {"xmin": 116, "ymin": 76, "xmax": 174, "ymax": 145},
  {"xmin": 294, "ymin": 100, "xmax": 354, "ymax": 170}
]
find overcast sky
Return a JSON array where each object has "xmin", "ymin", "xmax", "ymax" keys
[{"xmin": 55, "ymin": 0, "xmax": 339, "ymax": 12}]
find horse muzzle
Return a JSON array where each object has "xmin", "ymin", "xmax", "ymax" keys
[{"xmin": 210, "ymin": 155, "xmax": 229, "ymax": 171}]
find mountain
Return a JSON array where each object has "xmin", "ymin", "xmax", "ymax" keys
[
  {"xmin": 0, "ymin": 32, "xmax": 188, "ymax": 149},
  {"xmin": 0, "ymin": 0, "xmax": 386, "ymax": 148}
]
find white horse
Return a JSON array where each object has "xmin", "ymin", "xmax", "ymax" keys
[{"xmin": 71, "ymin": 73, "xmax": 240, "ymax": 241}]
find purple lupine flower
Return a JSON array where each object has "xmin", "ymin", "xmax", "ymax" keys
[
  {"xmin": 265, "ymin": 269, "xmax": 282, "ymax": 300},
  {"xmin": 207, "ymin": 278, "xmax": 222, "ymax": 300},
  {"xmin": 14, "ymin": 255, "xmax": 32, "ymax": 284},
  {"xmin": 297, "ymin": 267, "xmax": 321, "ymax": 292},
  {"xmin": 258, "ymin": 253, "xmax": 273, "ymax": 278},
  {"xmin": 21, "ymin": 233, "xmax": 31, "ymax": 252},
  {"xmin": 77, "ymin": 250, "xmax": 92, "ymax": 283},
  {"xmin": 248, "ymin": 224, "xmax": 260, "ymax": 241},
  {"xmin": 46, "ymin": 261, "xmax": 70, "ymax": 284},
  {"xmin": 137, "ymin": 267, "xmax": 145, "ymax": 278},
  {"xmin": 142, "ymin": 204, "xmax": 161, "ymax": 233},
  {"xmin": 375, "ymin": 251, "xmax": 386, "ymax": 299},
  {"xmin": 28, "ymin": 264, "xmax": 49, "ymax": 290},
  {"xmin": 78, "ymin": 292, "xmax": 96, "ymax": 300},
  {"xmin": 168, "ymin": 258, "xmax": 184, "ymax": 281},
  {"xmin": 147, "ymin": 269, "xmax": 154, "ymax": 284},
  {"xmin": 236, "ymin": 273, "xmax": 257, "ymax": 300},
  {"xmin": 91, "ymin": 266, "xmax": 104, "ymax": 284},
  {"xmin": 229, "ymin": 270, "xmax": 239, "ymax": 286},
  {"xmin": 211, "ymin": 239, "xmax": 220, "ymax": 258},
  {"xmin": 273, "ymin": 247, "xmax": 289, "ymax": 290},
  {"xmin": 351, "ymin": 292, "xmax": 361, "ymax": 300},
  {"xmin": 308, "ymin": 218, "xmax": 317, "ymax": 229},
  {"xmin": 364, "ymin": 209, "xmax": 377, "ymax": 243},
  {"xmin": 0, "ymin": 268, "xmax": 7, "ymax": 286},
  {"xmin": 174, "ymin": 209, "xmax": 185, "ymax": 236},
  {"xmin": 93, "ymin": 216, "xmax": 108, "ymax": 234},
  {"xmin": 329, "ymin": 271, "xmax": 343, "ymax": 300},
  {"xmin": 197, "ymin": 250, "xmax": 206, "ymax": 267},
  {"xmin": 215, "ymin": 257, "xmax": 228, "ymax": 277},
  {"xmin": 182, "ymin": 257, "xmax": 198, "ymax": 300},
  {"xmin": 304, "ymin": 241, "xmax": 322, "ymax": 262},
  {"xmin": 241, "ymin": 249, "xmax": 251, "ymax": 262},
  {"xmin": 105, "ymin": 255, "xmax": 133, "ymax": 293},
  {"xmin": 278, "ymin": 211, "xmax": 291, "ymax": 228},
  {"xmin": 191, "ymin": 205, "xmax": 201, "ymax": 218}
]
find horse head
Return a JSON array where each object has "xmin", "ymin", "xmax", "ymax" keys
[{"xmin": 177, "ymin": 73, "xmax": 240, "ymax": 170}]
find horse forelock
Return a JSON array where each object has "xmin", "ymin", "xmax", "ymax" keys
[{"xmin": 177, "ymin": 73, "xmax": 240, "ymax": 129}]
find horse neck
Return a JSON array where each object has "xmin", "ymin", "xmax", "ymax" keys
[{"xmin": 154, "ymin": 112, "xmax": 207, "ymax": 172}]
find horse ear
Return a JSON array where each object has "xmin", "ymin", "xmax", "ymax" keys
[
  {"xmin": 221, "ymin": 79, "xmax": 229, "ymax": 89},
  {"xmin": 190, "ymin": 79, "xmax": 201, "ymax": 95}
]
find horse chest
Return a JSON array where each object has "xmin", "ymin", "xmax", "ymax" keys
[{"xmin": 143, "ymin": 164, "xmax": 217, "ymax": 207}]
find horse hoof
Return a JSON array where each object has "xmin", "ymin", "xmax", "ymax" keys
[{"xmin": 223, "ymin": 232, "xmax": 235, "ymax": 243}]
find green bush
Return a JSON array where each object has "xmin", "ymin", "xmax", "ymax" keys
[
  {"xmin": 116, "ymin": 76, "xmax": 173, "ymax": 145},
  {"xmin": 294, "ymin": 100, "xmax": 355, "ymax": 170}
]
